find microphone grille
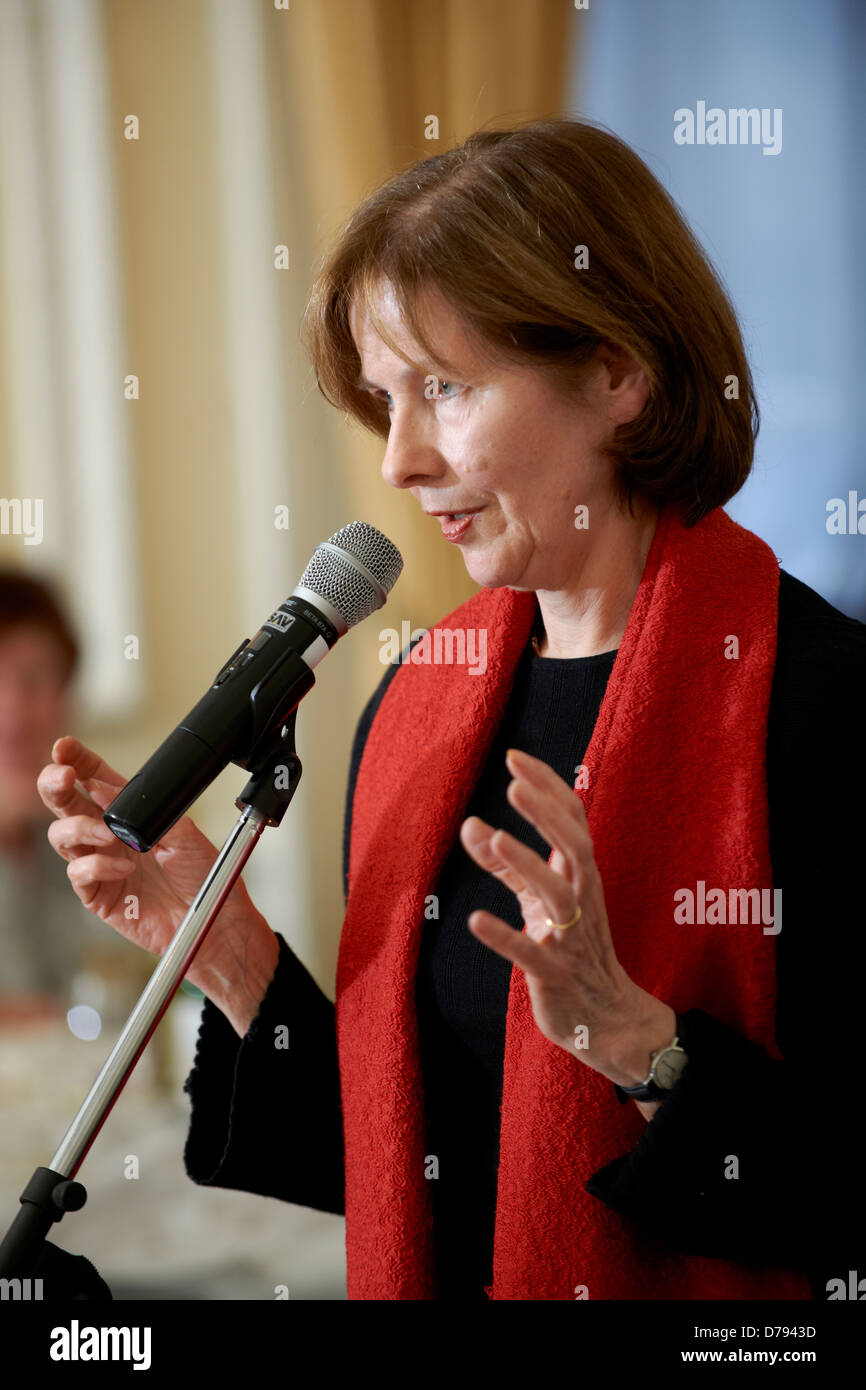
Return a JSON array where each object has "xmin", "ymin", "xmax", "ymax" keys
[
  {"xmin": 327, "ymin": 521, "xmax": 404, "ymax": 593},
  {"xmin": 298, "ymin": 521, "xmax": 403, "ymax": 628}
]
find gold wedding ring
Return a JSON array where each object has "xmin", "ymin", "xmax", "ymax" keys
[{"xmin": 546, "ymin": 903, "xmax": 582, "ymax": 931}]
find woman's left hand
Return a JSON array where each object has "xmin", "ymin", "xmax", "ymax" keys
[{"xmin": 459, "ymin": 747, "xmax": 675, "ymax": 1087}]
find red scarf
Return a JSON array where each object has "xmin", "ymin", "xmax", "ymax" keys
[{"xmin": 336, "ymin": 505, "xmax": 811, "ymax": 1300}]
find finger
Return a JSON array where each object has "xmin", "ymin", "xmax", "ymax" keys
[
  {"xmin": 505, "ymin": 763, "xmax": 590, "ymax": 876},
  {"xmin": 38, "ymin": 761, "xmax": 121, "ymax": 821},
  {"xmin": 505, "ymin": 777, "xmax": 580, "ymax": 879},
  {"xmin": 47, "ymin": 814, "xmax": 123, "ymax": 863},
  {"xmin": 485, "ymin": 826, "xmax": 581, "ymax": 929},
  {"xmin": 51, "ymin": 736, "xmax": 126, "ymax": 791},
  {"xmin": 66, "ymin": 852, "xmax": 137, "ymax": 895},
  {"xmin": 38, "ymin": 761, "xmax": 98, "ymax": 819},
  {"xmin": 506, "ymin": 748, "xmax": 590, "ymax": 826},
  {"xmin": 467, "ymin": 909, "xmax": 556, "ymax": 977},
  {"xmin": 462, "ymin": 815, "xmax": 578, "ymax": 925},
  {"xmin": 50, "ymin": 738, "xmax": 212, "ymax": 856},
  {"xmin": 459, "ymin": 816, "xmax": 532, "ymax": 897},
  {"xmin": 461, "ymin": 819, "xmax": 576, "ymax": 943}
]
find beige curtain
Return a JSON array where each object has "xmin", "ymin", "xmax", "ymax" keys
[{"xmin": 1, "ymin": 0, "xmax": 575, "ymax": 992}]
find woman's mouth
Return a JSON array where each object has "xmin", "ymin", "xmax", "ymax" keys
[{"xmin": 439, "ymin": 510, "xmax": 480, "ymax": 542}]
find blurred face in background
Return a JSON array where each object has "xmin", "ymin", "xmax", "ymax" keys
[{"xmin": 0, "ymin": 624, "xmax": 69, "ymax": 846}]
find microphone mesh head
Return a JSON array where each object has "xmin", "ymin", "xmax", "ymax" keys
[{"xmin": 298, "ymin": 521, "xmax": 403, "ymax": 628}]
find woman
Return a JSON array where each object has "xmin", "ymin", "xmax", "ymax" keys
[{"xmin": 37, "ymin": 119, "xmax": 864, "ymax": 1301}]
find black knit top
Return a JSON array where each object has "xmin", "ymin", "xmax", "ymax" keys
[{"xmin": 415, "ymin": 642, "xmax": 616, "ymax": 1299}]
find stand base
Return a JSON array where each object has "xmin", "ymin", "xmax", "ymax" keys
[{"xmin": 0, "ymin": 1166, "xmax": 87, "ymax": 1281}]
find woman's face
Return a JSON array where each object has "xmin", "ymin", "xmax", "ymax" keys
[{"xmin": 349, "ymin": 281, "xmax": 647, "ymax": 593}]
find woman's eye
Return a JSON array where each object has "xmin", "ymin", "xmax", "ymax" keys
[{"xmin": 374, "ymin": 382, "xmax": 460, "ymax": 408}]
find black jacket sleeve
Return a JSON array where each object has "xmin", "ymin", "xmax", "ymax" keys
[
  {"xmin": 182, "ymin": 659, "xmax": 402, "ymax": 1214},
  {"xmin": 584, "ymin": 571, "xmax": 866, "ymax": 1300},
  {"xmin": 182, "ymin": 933, "xmax": 345, "ymax": 1214}
]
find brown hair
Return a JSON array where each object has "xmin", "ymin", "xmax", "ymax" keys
[
  {"xmin": 302, "ymin": 118, "xmax": 758, "ymax": 527},
  {"xmin": 0, "ymin": 569, "xmax": 79, "ymax": 684}
]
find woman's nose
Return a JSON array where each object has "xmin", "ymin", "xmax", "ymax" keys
[{"xmin": 380, "ymin": 411, "xmax": 445, "ymax": 490}]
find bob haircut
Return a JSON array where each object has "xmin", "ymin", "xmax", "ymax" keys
[{"xmin": 302, "ymin": 117, "xmax": 758, "ymax": 527}]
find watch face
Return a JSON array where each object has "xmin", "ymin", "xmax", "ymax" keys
[{"xmin": 654, "ymin": 1047, "xmax": 688, "ymax": 1090}]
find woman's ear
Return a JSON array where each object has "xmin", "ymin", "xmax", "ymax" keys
[{"xmin": 595, "ymin": 341, "xmax": 651, "ymax": 426}]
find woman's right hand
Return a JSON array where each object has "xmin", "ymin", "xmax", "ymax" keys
[{"xmin": 37, "ymin": 735, "xmax": 279, "ymax": 1036}]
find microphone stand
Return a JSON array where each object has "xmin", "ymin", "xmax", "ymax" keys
[{"xmin": 0, "ymin": 713, "xmax": 304, "ymax": 1292}]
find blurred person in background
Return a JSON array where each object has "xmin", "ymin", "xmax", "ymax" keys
[{"xmin": 0, "ymin": 569, "xmax": 127, "ymax": 1023}]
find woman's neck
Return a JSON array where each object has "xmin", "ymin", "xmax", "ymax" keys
[{"xmin": 533, "ymin": 500, "xmax": 660, "ymax": 659}]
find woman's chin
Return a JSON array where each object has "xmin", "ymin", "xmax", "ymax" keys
[
  {"xmin": 458, "ymin": 543, "xmax": 523, "ymax": 591},
  {"xmin": 462, "ymin": 561, "xmax": 507, "ymax": 589}
]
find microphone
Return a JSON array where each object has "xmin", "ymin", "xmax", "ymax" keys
[{"xmin": 103, "ymin": 521, "xmax": 403, "ymax": 853}]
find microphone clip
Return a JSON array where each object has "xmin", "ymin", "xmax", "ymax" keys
[{"xmin": 234, "ymin": 708, "xmax": 303, "ymax": 828}]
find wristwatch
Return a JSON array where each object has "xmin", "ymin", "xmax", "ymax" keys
[{"xmin": 613, "ymin": 1016, "xmax": 689, "ymax": 1102}]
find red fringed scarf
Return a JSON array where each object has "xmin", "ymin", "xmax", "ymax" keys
[{"xmin": 335, "ymin": 505, "xmax": 811, "ymax": 1300}]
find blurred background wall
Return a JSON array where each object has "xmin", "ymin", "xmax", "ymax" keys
[
  {"xmin": 577, "ymin": 0, "xmax": 866, "ymax": 621},
  {"xmin": 0, "ymin": 0, "xmax": 861, "ymax": 1300}
]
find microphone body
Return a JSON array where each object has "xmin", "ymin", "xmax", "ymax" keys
[{"xmin": 103, "ymin": 523, "xmax": 402, "ymax": 852}]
